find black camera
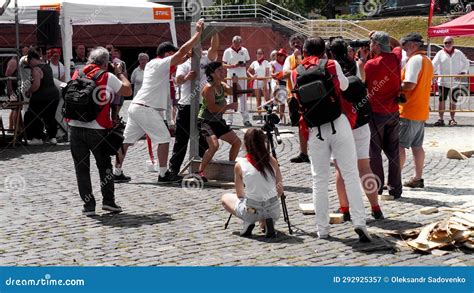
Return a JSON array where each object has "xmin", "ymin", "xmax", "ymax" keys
[
  {"xmin": 349, "ymin": 39, "xmax": 370, "ymax": 48},
  {"xmin": 396, "ymin": 93, "xmax": 407, "ymax": 104},
  {"xmin": 263, "ymin": 104, "xmax": 280, "ymax": 126}
]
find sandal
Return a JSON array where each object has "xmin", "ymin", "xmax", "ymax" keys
[
  {"xmin": 433, "ymin": 119, "xmax": 445, "ymax": 126},
  {"xmin": 448, "ymin": 120, "xmax": 458, "ymax": 126}
]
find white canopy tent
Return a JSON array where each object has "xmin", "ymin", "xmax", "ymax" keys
[{"xmin": 0, "ymin": 0, "xmax": 178, "ymax": 80}]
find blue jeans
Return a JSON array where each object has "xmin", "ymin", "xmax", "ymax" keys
[{"xmin": 70, "ymin": 126, "xmax": 115, "ymax": 210}]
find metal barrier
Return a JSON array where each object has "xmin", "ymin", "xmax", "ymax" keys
[{"xmin": 430, "ymin": 74, "xmax": 474, "ymax": 112}]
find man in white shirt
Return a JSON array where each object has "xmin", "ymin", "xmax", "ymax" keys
[
  {"xmin": 222, "ymin": 35, "xmax": 251, "ymax": 127},
  {"xmin": 68, "ymin": 47, "xmax": 132, "ymax": 216},
  {"xmin": 114, "ymin": 19, "xmax": 206, "ymax": 184},
  {"xmin": 167, "ymin": 33, "xmax": 219, "ymax": 177},
  {"xmin": 432, "ymin": 36, "xmax": 470, "ymax": 126}
]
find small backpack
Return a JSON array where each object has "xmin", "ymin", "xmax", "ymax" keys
[
  {"xmin": 63, "ymin": 70, "xmax": 106, "ymax": 122},
  {"xmin": 343, "ymin": 75, "xmax": 372, "ymax": 129},
  {"xmin": 295, "ymin": 59, "xmax": 341, "ymax": 140}
]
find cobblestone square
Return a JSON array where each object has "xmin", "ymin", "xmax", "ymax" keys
[{"xmin": 1, "ymin": 105, "xmax": 473, "ymax": 266}]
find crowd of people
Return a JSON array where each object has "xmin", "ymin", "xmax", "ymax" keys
[{"xmin": 1, "ymin": 19, "xmax": 471, "ymax": 242}]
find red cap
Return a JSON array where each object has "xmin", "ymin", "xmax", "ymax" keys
[{"xmin": 276, "ymin": 48, "xmax": 288, "ymax": 57}]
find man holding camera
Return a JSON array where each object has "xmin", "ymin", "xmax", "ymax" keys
[
  {"xmin": 364, "ymin": 31, "xmax": 403, "ymax": 198},
  {"xmin": 294, "ymin": 37, "xmax": 370, "ymax": 242},
  {"xmin": 399, "ymin": 33, "xmax": 434, "ymax": 188}
]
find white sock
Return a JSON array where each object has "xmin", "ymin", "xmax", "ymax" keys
[
  {"xmin": 113, "ymin": 168, "xmax": 122, "ymax": 176},
  {"xmin": 159, "ymin": 167, "xmax": 167, "ymax": 177}
]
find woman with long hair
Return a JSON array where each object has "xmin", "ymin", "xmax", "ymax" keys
[
  {"xmin": 221, "ymin": 128, "xmax": 284, "ymax": 238},
  {"xmin": 197, "ymin": 62, "xmax": 241, "ymax": 181}
]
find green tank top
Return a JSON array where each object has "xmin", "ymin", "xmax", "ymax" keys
[{"xmin": 198, "ymin": 84, "xmax": 227, "ymax": 121}]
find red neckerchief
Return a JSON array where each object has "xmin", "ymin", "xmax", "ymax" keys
[
  {"xmin": 301, "ymin": 56, "xmax": 319, "ymax": 69},
  {"xmin": 231, "ymin": 46, "xmax": 242, "ymax": 53},
  {"xmin": 245, "ymin": 154, "xmax": 261, "ymax": 171},
  {"xmin": 257, "ymin": 57, "xmax": 265, "ymax": 65},
  {"xmin": 444, "ymin": 48, "xmax": 454, "ymax": 56}
]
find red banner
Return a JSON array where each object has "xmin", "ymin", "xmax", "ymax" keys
[{"xmin": 428, "ymin": 0, "xmax": 435, "ymax": 29}]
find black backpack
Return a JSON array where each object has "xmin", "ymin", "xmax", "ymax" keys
[
  {"xmin": 295, "ymin": 59, "xmax": 341, "ymax": 140},
  {"xmin": 63, "ymin": 70, "xmax": 106, "ymax": 122},
  {"xmin": 343, "ymin": 75, "xmax": 372, "ymax": 129}
]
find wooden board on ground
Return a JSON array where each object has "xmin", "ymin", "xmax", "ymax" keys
[
  {"xmin": 205, "ymin": 180, "xmax": 235, "ymax": 188},
  {"xmin": 329, "ymin": 213, "xmax": 344, "ymax": 224},
  {"xmin": 420, "ymin": 207, "xmax": 439, "ymax": 215},
  {"xmin": 299, "ymin": 203, "xmax": 315, "ymax": 215},
  {"xmin": 190, "ymin": 159, "xmax": 235, "ymax": 182}
]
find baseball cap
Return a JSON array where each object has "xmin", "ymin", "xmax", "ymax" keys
[
  {"xmin": 401, "ymin": 33, "xmax": 423, "ymax": 45},
  {"xmin": 371, "ymin": 31, "xmax": 391, "ymax": 53}
]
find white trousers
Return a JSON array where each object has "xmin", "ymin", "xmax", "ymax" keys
[
  {"xmin": 226, "ymin": 79, "xmax": 250, "ymax": 124},
  {"xmin": 308, "ymin": 115, "xmax": 366, "ymax": 236}
]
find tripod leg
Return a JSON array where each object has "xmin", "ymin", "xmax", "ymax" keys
[
  {"xmin": 224, "ymin": 213, "xmax": 232, "ymax": 229},
  {"xmin": 281, "ymin": 195, "xmax": 292, "ymax": 234}
]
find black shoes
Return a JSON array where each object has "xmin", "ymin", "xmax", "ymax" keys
[
  {"xmin": 290, "ymin": 153, "xmax": 310, "ymax": 163},
  {"xmin": 82, "ymin": 207, "xmax": 96, "ymax": 217},
  {"xmin": 403, "ymin": 177, "xmax": 424, "ymax": 188},
  {"xmin": 114, "ymin": 173, "xmax": 131, "ymax": 183},
  {"xmin": 158, "ymin": 171, "xmax": 183, "ymax": 184},
  {"xmin": 240, "ymin": 222, "xmax": 255, "ymax": 237},
  {"xmin": 265, "ymin": 218, "xmax": 276, "ymax": 238},
  {"xmin": 102, "ymin": 202, "xmax": 123, "ymax": 213},
  {"xmin": 354, "ymin": 226, "xmax": 372, "ymax": 243},
  {"xmin": 371, "ymin": 209, "xmax": 385, "ymax": 220},
  {"xmin": 335, "ymin": 208, "xmax": 351, "ymax": 222}
]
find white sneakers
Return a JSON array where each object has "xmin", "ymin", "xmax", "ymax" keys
[{"xmin": 28, "ymin": 138, "xmax": 43, "ymax": 145}]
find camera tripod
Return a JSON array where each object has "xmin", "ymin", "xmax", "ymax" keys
[{"xmin": 224, "ymin": 104, "xmax": 293, "ymax": 235}]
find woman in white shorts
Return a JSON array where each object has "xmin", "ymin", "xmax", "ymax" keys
[
  {"xmin": 334, "ymin": 122, "xmax": 384, "ymax": 221},
  {"xmin": 247, "ymin": 49, "xmax": 271, "ymax": 116},
  {"xmin": 221, "ymin": 128, "xmax": 284, "ymax": 238}
]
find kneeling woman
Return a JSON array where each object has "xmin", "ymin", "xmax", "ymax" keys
[
  {"xmin": 221, "ymin": 128, "xmax": 284, "ymax": 238},
  {"xmin": 198, "ymin": 62, "xmax": 241, "ymax": 180}
]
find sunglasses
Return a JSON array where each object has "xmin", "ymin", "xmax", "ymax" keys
[{"xmin": 444, "ymin": 41, "xmax": 452, "ymax": 44}]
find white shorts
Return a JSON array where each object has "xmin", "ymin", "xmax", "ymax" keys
[
  {"xmin": 352, "ymin": 123, "xmax": 370, "ymax": 160},
  {"xmin": 123, "ymin": 104, "xmax": 171, "ymax": 145},
  {"xmin": 253, "ymin": 80, "xmax": 268, "ymax": 90}
]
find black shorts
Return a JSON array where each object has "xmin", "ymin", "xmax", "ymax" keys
[
  {"xmin": 199, "ymin": 119, "xmax": 232, "ymax": 139},
  {"xmin": 438, "ymin": 86, "xmax": 461, "ymax": 102},
  {"xmin": 288, "ymin": 97, "xmax": 301, "ymax": 127}
]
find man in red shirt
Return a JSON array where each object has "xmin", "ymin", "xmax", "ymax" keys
[{"xmin": 364, "ymin": 31, "xmax": 403, "ymax": 199}]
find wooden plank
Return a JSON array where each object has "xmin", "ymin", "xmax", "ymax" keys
[
  {"xmin": 329, "ymin": 213, "xmax": 344, "ymax": 224},
  {"xmin": 299, "ymin": 203, "xmax": 315, "ymax": 215},
  {"xmin": 420, "ymin": 207, "xmax": 439, "ymax": 215},
  {"xmin": 191, "ymin": 159, "xmax": 235, "ymax": 182}
]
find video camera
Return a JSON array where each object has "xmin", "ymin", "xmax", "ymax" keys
[
  {"xmin": 262, "ymin": 103, "xmax": 282, "ymax": 144},
  {"xmin": 349, "ymin": 39, "xmax": 370, "ymax": 48}
]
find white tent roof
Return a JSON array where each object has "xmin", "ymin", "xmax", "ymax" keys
[
  {"xmin": 0, "ymin": 0, "xmax": 177, "ymax": 81},
  {"xmin": 0, "ymin": 0, "xmax": 175, "ymax": 25}
]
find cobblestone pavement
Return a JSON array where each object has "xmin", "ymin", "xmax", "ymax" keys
[{"xmin": 1, "ymin": 104, "xmax": 473, "ymax": 266}]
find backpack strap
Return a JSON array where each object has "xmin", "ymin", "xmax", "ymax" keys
[
  {"xmin": 90, "ymin": 69, "xmax": 106, "ymax": 81},
  {"xmin": 318, "ymin": 58, "xmax": 328, "ymax": 76}
]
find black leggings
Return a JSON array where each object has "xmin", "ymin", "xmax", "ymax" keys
[{"xmin": 24, "ymin": 98, "xmax": 59, "ymax": 140}]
